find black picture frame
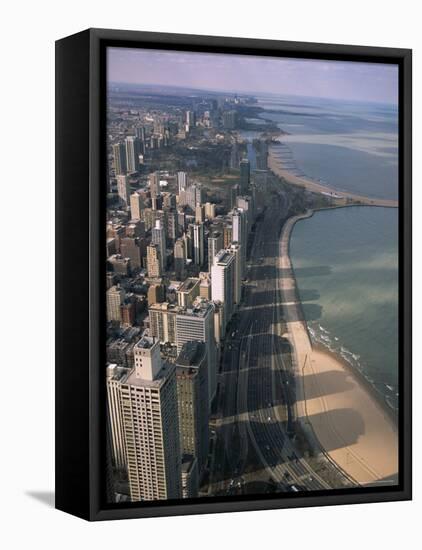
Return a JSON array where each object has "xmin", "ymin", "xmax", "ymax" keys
[{"xmin": 55, "ymin": 28, "xmax": 412, "ymax": 521}]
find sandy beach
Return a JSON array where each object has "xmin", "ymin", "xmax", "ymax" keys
[
  {"xmin": 278, "ymin": 213, "xmax": 399, "ymax": 486},
  {"xmin": 269, "ymin": 142, "xmax": 399, "ymax": 209}
]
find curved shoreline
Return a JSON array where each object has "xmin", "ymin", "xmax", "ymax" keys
[
  {"xmin": 278, "ymin": 211, "xmax": 399, "ymax": 486},
  {"xmin": 269, "ymin": 142, "xmax": 399, "ymax": 208}
]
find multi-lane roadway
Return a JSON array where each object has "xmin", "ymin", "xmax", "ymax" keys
[{"xmin": 209, "ymin": 189, "xmax": 335, "ymax": 495}]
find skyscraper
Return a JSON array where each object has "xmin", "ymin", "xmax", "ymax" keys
[
  {"xmin": 176, "ymin": 341, "xmax": 209, "ymax": 473},
  {"xmin": 185, "ymin": 110, "xmax": 196, "ymax": 128},
  {"xmin": 149, "ymin": 171, "xmax": 160, "ymax": 199},
  {"xmin": 232, "ymin": 207, "xmax": 247, "ymax": 276},
  {"xmin": 204, "ymin": 202, "xmax": 216, "ymax": 220},
  {"xmin": 186, "ymin": 183, "xmax": 203, "ymax": 211},
  {"xmin": 175, "ymin": 299, "xmax": 217, "ymax": 405},
  {"xmin": 113, "ymin": 142, "xmax": 127, "ymax": 175},
  {"xmin": 130, "ymin": 191, "xmax": 144, "ymax": 220},
  {"xmin": 107, "ymin": 285, "xmax": 125, "ymax": 322},
  {"xmin": 118, "ymin": 336, "xmax": 182, "ymax": 501},
  {"xmin": 125, "ymin": 136, "xmax": 141, "ymax": 173},
  {"xmin": 230, "ymin": 242, "xmax": 242, "ymax": 306},
  {"xmin": 211, "ymin": 250, "xmax": 235, "ymax": 333},
  {"xmin": 151, "ymin": 219, "xmax": 167, "ymax": 272},
  {"xmin": 239, "ymin": 158, "xmax": 250, "ymax": 194},
  {"xmin": 208, "ymin": 230, "xmax": 223, "ymax": 270},
  {"xmin": 135, "ymin": 125, "xmax": 146, "ymax": 142},
  {"xmin": 106, "ymin": 364, "xmax": 129, "ymax": 472},
  {"xmin": 164, "ymin": 207, "xmax": 179, "ymax": 244},
  {"xmin": 146, "ymin": 244, "xmax": 162, "ymax": 278},
  {"xmin": 223, "ymin": 224, "xmax": 233, "ymax": 248},
  {"xmin": 177, "ymin": 171, "xmax": 188, "ymax": 194},
  {"xmin": 236, "ymin": 195, "xmax": 253, "ymax": 228},
  {"xmin": 149, "ymin": 302, "xmax": 179, "ymax": 344},
  {"xmin": 116, "ymin": 174, "xmax": 130, "ymax": 207},
  {"xmin": 120, "ymin": 237, "xmax": 142, "ymax": 271},
  {"xmin": 174, "ymin": 238, "xmax": 186, "ymax": 280},
  {"xmin": 195, "ymin": 204, "xmax": 205, "ymax": 224},
  {"xmin": 192, "ymin": 222, "xmax": 205, "ymax": 266},
  {"xmin": 199, "ymin": 272, "xmax": 211, "ymax": 300}
]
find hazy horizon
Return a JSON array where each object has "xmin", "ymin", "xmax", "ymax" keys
[{"xmin": 107, "ymin": 47, "xmax": 399, "ymax": 105}]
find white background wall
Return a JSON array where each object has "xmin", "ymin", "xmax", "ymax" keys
[{"xmin": 0, "ymin": 1, "xmax": 419, "ymax": 547}]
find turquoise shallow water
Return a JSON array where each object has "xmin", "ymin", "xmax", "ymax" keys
[{"xmin": 290, "ymin": 206, "xmax": 399, "ymax": 409}]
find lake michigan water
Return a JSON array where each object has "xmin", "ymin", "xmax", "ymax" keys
[{"xmin": 257, "ymin": 95, "xmax": 399, "ymax": 409}]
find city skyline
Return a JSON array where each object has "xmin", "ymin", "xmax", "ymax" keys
[
  {"xmin": 107, "ymin": 47, "xmax": 398, "ymax": 104},
  {"xmin": 105, "ymin": 46, "xmax": 399, "ymax": 504}
]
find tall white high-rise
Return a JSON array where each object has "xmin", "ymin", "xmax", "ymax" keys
[
  {"xmin": 186, "ymin": 183, "xmax": 203, "ymax": 211},
  {"xmin": 116, "ymin": 175, "xmax": 131, "ymax": 207},
  {"xmin": 118, "ymin": 336, "xmax": 182, "ymax": 501},
  {"xmin": 177, "ymin": 171, "xmax": 188, "ymax": 194},
  {"xmin": 125, "ymin": 136, "xmax": 141, "ymax": 173},
  {"xmin": 211, "ymin": 250, "xmax": 235, "ymax": 332},
  {"xmin": 230, "ymin": 243, "xmax": 242, "ymax": 306},
  {"xmin": 192, "ymin": 222, "xmax": 204, "ymax": 266},
  {"xmin": 151, "ymin": 219, "xmax": 167, "ymax": 272},
  {"xmin": 232, "ymin": 207, "xmax": 247, "ymax": 276}
]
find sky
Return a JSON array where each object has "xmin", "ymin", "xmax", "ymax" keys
[{"xmin": 107, "ymin": 47, "xmax": 398, "ymax": 105}]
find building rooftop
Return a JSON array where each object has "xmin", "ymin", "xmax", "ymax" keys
[
  {"xmin": 135, "ymin": 335, "xmax": 156, "ymax": 350},
  {"xmin": 107, "ymin": 364, "xmax": 130, "ymax": 382},
  {"xmin": 214, "ymin": 250, "xmax": 233, "ymax": 266},
  {"xmin": 178, "ymin": 277, "xmax": 200, "ymax": 293},
  {"xmin": 177, "ymin": 298, "xmax": 214, "ymax": 318},
  {"xmin": 124, "ymin": 361, "xmax": 175, "ymax": 389},
  {"xmin": 176, "ymin": 341, "xmax": 206, "ymax": 368},
  {"xmin": 149, "ymin": 302, "xmax": 181, "ymax": 313}
]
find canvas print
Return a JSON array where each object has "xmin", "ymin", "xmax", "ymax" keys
[{"xmin": 105, "ymin": 47, "xmax": 399, "ymax": 504}]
